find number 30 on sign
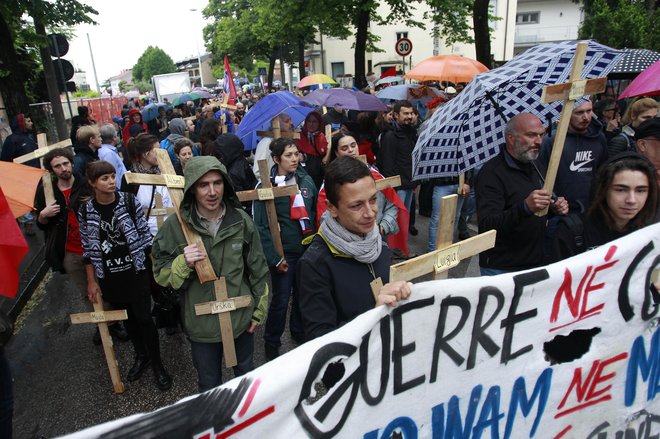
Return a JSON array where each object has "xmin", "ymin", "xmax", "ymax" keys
[{"xmin": 395, "ymin": 38, "xmax": 413, "ymax": 57}]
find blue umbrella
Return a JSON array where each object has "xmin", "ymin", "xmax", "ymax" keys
[
  {"xmin": 236, "ymin": 91, "xmax": 314, "ymax": 150},
  {"xmin": 141, "ymin": 103, "xmax": 169, "ymax": 122},
  {"xmin": 413, "ymin": 40, "xmax": 624, "ymax": 179},
  {"xmin": 300, "ymin": 88, "xmax": 388, "ymax": 111}
]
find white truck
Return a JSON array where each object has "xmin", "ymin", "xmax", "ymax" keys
[{"xmin": 152, "ymin": 72, "xmax": 191, "ymax": 103}]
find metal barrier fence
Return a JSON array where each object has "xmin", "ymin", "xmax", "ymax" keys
[{"xmin": 28, "ymin": 96, "xmax": 128, "ymax": 143}]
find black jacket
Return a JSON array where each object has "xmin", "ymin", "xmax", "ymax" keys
[
  {"xmin": 377, "ymin": 122, "xmax": 418, "ymax": 189},
  {"xmin": 552, "ymin": 211, "xmax": 627, "ymax": 262},
  {"xmin": 1, "ymin": 131, "xmax": 39, "ymax": 167},
  {"xmin": 34, "ymin": 173, "xmax": 90, "ymax": 272},
  {"xmin": 73, "ymin": 145, "xmax": 98, "ymax": 176},
  {"xmin": 477, "ymin": 147, "xmax": 547, "ymax": 271},
  {"xmin": 297, "ymin": 234, "xmax": 391, "ymax": 341}
]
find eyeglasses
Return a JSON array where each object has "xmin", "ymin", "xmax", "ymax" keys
[{"xmin": 604, "ymin": 108, "xmax": 617, "ymax": 112}]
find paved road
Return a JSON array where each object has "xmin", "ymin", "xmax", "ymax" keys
[{"xmin": 7, "ymin": 213, "xmax": 480, "ymax": 438}]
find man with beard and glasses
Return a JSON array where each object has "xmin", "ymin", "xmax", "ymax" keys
[
  {"xmin": 34, "ymin": 148, "xmax": 129, "ymax": 344},
  {"xmin": 476, "ymin": 113, "xmax": 569, "ymax": 276}
]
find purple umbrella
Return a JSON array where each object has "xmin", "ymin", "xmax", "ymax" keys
[{"xmin": 301, "ymin": 88, "xmax": 388, "ymax": 111}]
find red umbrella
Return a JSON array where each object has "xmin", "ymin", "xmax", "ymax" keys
[
  {"xmin": 618, "ymin": 60, "xmax": 660, "ymax": 99},
  {"xmin": 0, "ymin": 186, "xmax": 29, "ymax": 298},
  {"xmin": 403, "ymin": 55, "xmax": 489, "ymax": 83}
]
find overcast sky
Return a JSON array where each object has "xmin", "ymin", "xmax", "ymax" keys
[{"xmin": 67, "ymin": 0, "xmax": 211, "ymax": 89}]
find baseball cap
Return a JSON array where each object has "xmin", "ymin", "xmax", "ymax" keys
[{"xmin": 635, "ymin": 118, "xmax": 660, "ymax": 141}]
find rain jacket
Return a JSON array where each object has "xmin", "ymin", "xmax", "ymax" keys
[
  {"xmin": 297, "ymin": 111, "xmax": 328, "ymax": 188},
  {"xmin": 377, "ymin": 121, "xmax": 418, "ymax": 189},
  {"xmin": 152, "ymin": 156, "xmax": 270, "ymax": 343},
  {"xmin": 296, "ymin": 231, "xmax": 391, "ymax": 340},
  {"xmin": 122, "ymin": 108, "xmax": 148, "ymax": 144},
  {"xmin": 253, "ymin": 166, "xmax": 317, "ymax": 267}
]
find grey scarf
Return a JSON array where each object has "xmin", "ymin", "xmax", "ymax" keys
[{"xmin": 319, "ymin": 211, "xmax": 382, "ymax": 263}]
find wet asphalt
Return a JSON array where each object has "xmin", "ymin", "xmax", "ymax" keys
[{"xmin": 7, "ymin": 213, "xmax": 480, "ymax": 438}]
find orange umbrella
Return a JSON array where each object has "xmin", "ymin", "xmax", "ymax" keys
[
  {"xmin": 403, "ymin": 55, "xmax": 489, "ymax": 83},
  {"xmin": 297, "ymin": 74, "xmax": 337, "ymax": 89},
  {"xmin": 0, "ymin": 161, "xmax": 47, "ymax": 218}
]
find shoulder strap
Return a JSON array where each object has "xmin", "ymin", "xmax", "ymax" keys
[{"xmin": 561, "ymin": 214, "xmax": 584, "ymax": 251}]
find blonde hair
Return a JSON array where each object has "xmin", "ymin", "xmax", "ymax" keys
[
  {"xmin": 621, "ymin": 97, "xmax": 659, "ymax": 126},
  {"xmin": 76, "ymin": 124, "xmax": 99, "ymax": 145}
]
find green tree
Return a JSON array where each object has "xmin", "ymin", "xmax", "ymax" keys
[
  {"xmin": 578, "ymin": 0, "xmax": 658, "ymax": 50},
  {"xmin": 0, "ymin": 0, "xmax": 97, "ymax": 138},
  {"xmin": 132, "ymin": 46, "xmax": 177, "ymax": 82}
]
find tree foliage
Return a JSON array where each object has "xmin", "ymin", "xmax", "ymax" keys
[
  {"xmin": 132, "ymin": 46, "xmax": 177, "ymax": 82},
  {"xmin": 202, "ymin": 0, "xmax": 490, "ymax": 89},
  {"xmin": 0, "ymin": 0, "xmax": 97, "ymax": 117},
  {"xmin": 578, "ymin": 0, "xmax": 659, "ymax": 51}
]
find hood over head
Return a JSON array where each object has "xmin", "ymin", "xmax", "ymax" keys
[
  {"xmin": 128, "ymin": 108, "xmax": 143, "ymax": 125},
  {"xmin": 214, "ymin": 133, "xmax": 245, "ymax": 165},
  {"xmin": 9, "ymin": 114, "xmax": 28, "ymax": 133},
  {"xmin": 168, "ymin": 118, "xmax": 186, "ymax": 136},
  {"xmin": 183, "ymin": 156, "xmax": 241, "ymax": 210}
]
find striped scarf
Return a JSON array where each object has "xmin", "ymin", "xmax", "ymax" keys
[{"xmin": 270, "ymin": 168, "xmax": 311, "ymax": 233}]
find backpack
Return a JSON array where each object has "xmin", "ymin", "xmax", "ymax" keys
[{"xmin": 559, "ymin": 213, "xmax": 584, "ymax": 253}]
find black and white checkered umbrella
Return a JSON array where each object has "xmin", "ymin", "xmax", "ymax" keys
[
  {"xmin": 413, "ymin": 40, "xmax": 623, "ymax": 179},
  {"xmin": 609, "ymin": 48, "xmax": 660, "ymax": 79}
]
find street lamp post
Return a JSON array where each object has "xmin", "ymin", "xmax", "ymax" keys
[{"xmin": 190, "ymin": 8, "xmax": 205, "ymax": 87}]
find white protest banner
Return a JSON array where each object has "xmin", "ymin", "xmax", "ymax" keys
[{"xmin": 62, "ymin": 224, "xmax": 660, "ymax": 439}]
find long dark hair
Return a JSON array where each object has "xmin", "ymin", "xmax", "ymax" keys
[
  {"xmin": 329, "ymin": 131, "xmax": 357, "ymax": 163},
  {"xmin": 589, "ymin": 153, "xmax": 658, "ymax": 231}
]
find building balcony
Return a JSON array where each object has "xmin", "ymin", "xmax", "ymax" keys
[{"xmin": 514, "ymin": 25, "xmax": 579, "ymax": 47}]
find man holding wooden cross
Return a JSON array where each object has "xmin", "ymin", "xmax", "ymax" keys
[
  {"xmin": 297, "ymin": 157, "xmax": 411, "ymax": 341},
  {"xmin": 152, "ymin": 156, "xmax": 269, "ymax": 392},
  {"xmin": 477, "ymin": 113, "xmax": 569, "ymax": 276},
  {"xmin": 34, "ymin": 148, "xmax": 128, "ymax": 344}
]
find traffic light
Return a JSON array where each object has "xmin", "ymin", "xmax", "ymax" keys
[{"xmin": 48, "ymin": 33, "xmax": 75, "ymax": 93}]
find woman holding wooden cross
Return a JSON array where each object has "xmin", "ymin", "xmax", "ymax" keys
[
  {"xmin": 79, "ymin": 160, "xmax": 172, "ymax": 391},
  {"xmin": 253, "ymin": 138, "xmax": 317, "ymax": 360}
]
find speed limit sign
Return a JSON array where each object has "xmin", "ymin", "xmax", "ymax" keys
[{"xmin": 395, "ymin": 38, "xmax": 413, "ymax": 57}]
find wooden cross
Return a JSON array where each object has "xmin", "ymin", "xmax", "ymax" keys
[
  {"xmin": 14, "ymin": 134, "xmax": 73, "ymax": 205},
  {"xmin": 124, "ymin": 152, "xmax": 251, "ymax": 366},
  {"xmin": 256, "ymin": 116, "xmax": 301, "ymax": 140},
  {"xmin": 236, "ymin": 159, "xmax": 299, "ymax": 258},
  {"xmin": 70, "ymin": 293, "xmax": 128, "ymax": 394},
  {"xmin": 537, "ymin": 41, "xmax": 607, "ymax": 216},
  {"xmin": 218, "ymin": 95, "xmax": 237, "ymax": 134},
  {"xmin": 144, "ymin": 191, "xmax": 176, "ymax": 229},
  {"xmin": 123, "ymin": 150, "xmax": 216, "ymax": 284},
  {"xmin": 193, "ymin": 277, "xmax": 252, "ymax": 366},
  {"xmin": 390, "ymin": 229, "xmax": 496, "ymax": 283}
]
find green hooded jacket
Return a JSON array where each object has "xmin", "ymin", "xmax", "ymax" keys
[{"xmin": 152, "ymin": 156, "xmax": 269, "ymax": 343}]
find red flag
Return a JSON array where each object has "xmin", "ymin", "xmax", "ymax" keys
[
  {"xmin": 0, "ymin": 187, "xmax": 29, "ymax": 298},
  {"xmin": 223, "ymin": 55, "xmax": 238, "ymax": 99},
  {"xmin": 380, "ymin": 67, "xmax": 396, "ymax": 79}
]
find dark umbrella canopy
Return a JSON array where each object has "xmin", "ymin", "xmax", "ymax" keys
[
  {"xmin": 609, "ymin": 48, "xmax": 660, "ymax": 79},
  {"xmin": 413, "ymin": 40, "xmax": 623, "ymax": 179}
]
